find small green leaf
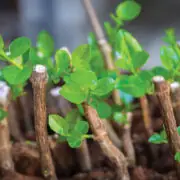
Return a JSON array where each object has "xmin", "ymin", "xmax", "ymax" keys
[
  {"xmin": 74, "ymin": 120, "xmax": 89, "ymax": 134},
  {"xmin": 55, "ymin": 49, "xmax": 70, "ymax": 74},
  {"xmin": 175, "ymin": 152, "xmax": 180, "ymax": 163},
  {"xmin": 77, "ymin": 104, "xmax": 85, "ymax": 116},
  {"xmin": 70, "ymin": 70, "xmax": 97, "ymax": 88},
  {"xmin": 148, "ymin": 133, "xmax": 168, "ymax": 144},
  {"xmin": 9, "ymin": 37, "xmax": 31, "ymax": 58},
  {"xmin": 37, "ymin": 30, "xmax": 54, "ymax": 57},
  {"xmin": 60, "ymin": 82, "xmax": 88, "ymax": 104},
  {"xmin": 177, "ymin": 126, "xmax": 180, "ymax": 135},
  {"xmin": 92, "ymin": 77, "xmax": 114, "ymax": 96},
  {"xmin": 163, "ymin": 28, "xmax": 176, "ymax": 45},
  {"xmin": 151, "ymin": 66, "xmax": 171, "ymax": 80},
  {"xmin": 67, "ymin": 132, "xmax": 82, "ymax": 148},
  {"xmin": 72, "ymin": 44, "xmax": 91, "ymax": 70},
  {"xmin": 132, "ymin": 50, "xmax": 149, "ymax": 69},
  {"xmin": 113, "ymin": 112, "xmax": 127, "ymax": 124},
  {"xmin": 0, "ymin": 35, "xmax": 4, "ymax": 49},
  {"xmin": 11, "ymin": 84, "xmax": 25, "ymax": 100},
  {"xmin": 116, "ymin": 1, "xmax": 141, "ymax": 21},
  {"xmin": 48, "ymin": 114, "xmax": 68, "ymax": 136},
  {"xmin": 116, "ymin": 75, "xmax": 147, "ymax": 97},
  {"xmin": 2, "ymin": 65, "xmax": 32, "ymax": 85},
  {"xmin": 0, "ymin": 109, "xmax": 7, "ymax": 121},
  {"xmin": 160, "ymin": 46, "xmax": 178, "ymax": 70},
  {"xmin": 115, "ymin": 57, "xmax": 130, "ymax": 71},
  {"xmin": 97, "ymin": 101, "xmax": 112, "ymax": 119}
]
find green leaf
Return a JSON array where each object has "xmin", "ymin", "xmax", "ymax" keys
[
  {"xmin": 0, "ymin": 35, "xmax": 4, "ymax": 49},
  {"xmin": 116, "ymin": 29, "xmax": 142, "ymax": 71},
  {"xmin": 151, "ymin": 66, "xmax": 171, "ymax": 80},
  {"xmin": 60, "ymin": 82, "xmax": 88, "ymax": 104},
  {"xmin": 9, "ymin": 37, "xmax": 31, "ymax": 58},
  {"xmin": 116, "ymin": 75, "xmax": 147, "ymax": 97},
  {"xmin": 70, "ymin": 70, "xmax": 97, "ymax": 88},
  {"xmin": 29, "ymin": 47, "xmax": 42, "ymax": 65},
  {"xmin": 71, "ymin": 44, "xmax": 91, "ymax": 70},
  {"xmin": 116, "ymin": 1, "xmax": 141, "ymax": 21},
  {"xmin": 37, "ymin": 30, "xmax": 54, "ymax": 57},
  {"xmin": 77, "ymin": 104, "xmax": 85, "ymax": 116},
  {"xmin": 148, "ymin": 133, "xmax": 168, "ymax": 144},
  {"xmin": 11, "ymin": 84, "xmax": 25, "ymax": 99},
  {"xmin": 113, "ymin": 112, "xmax": 127, "ymax": 124},
  {"xmin": 48, "ymin": 114, "xmax": 68, "ymax": 136},
  {"xmin": 55, "ymin": 49, "xmax": 70, "ymax": 74},
  {"xmin": 177, "ymin": 126, "xmax": 180, "ymax": 135},
  {"xmin": 0, "ymin": 109, "xmax": 7, "ymax": 121},
  {"xmin": 2, "ymin": 65, "xmax": 32, "ymax": 85},
  {"xmin": 92, "ymin": 77, "xmax": 114, "ymax": 96},
  {"xmin": 97, "ymin": 101, "xmax": 112, "ymax": 119},
  {"xmin": 175, "ymin": 152, "xmax": 180, "ymax": 163},
  {"xmin": 132, "ymin": 50, "xmax": 149, "ymax": 69},
  {"xmin": 163, "ymin": 28, "xmax": 176, "ymax": 45},
  {"xmin": 115, "ymin": 56, "xmax": 130, "ymax": 71},
  {"xmin": 67, "ymin": 131, "xmax": 82, "ymax": 148},
  {"xmin": 160, "ymin": 46, "xmax": 179, "ymax": 70},
  {"xmin": 74, "ymin": 120, "xmax": 89, "ymax": 134}
]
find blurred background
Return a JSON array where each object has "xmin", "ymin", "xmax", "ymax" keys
[{"xmin": 0, "ymin": 0, "xmax": 180, "ymax": 68}]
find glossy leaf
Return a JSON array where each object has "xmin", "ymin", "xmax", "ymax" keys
[
  {"xmin": 9, "ymin": 37, "xmax": 31, "ymax": 58},
  {"xmin": 148, "ymin": 133, "xmax": 168, "ymax": 144},
  {"xmin": 116, "ymin": 75, "xmax": 147, "ymax": 97},
  {"xmin": 37, "ymin": 30, "xmax": 54, "ymax": 57},
  {"xmin": 55, "ymin": 49, "xmax": 70, "ymax": 74},
  {"xmin": 74, "ymin": 120, "xmax": 89, "ymax": 134},
  {"xmin": 2, "ymin": 65, "xmax": 32, "ymax": 85},
  {"xmin": 70, "ymin": 70, "xmax": 97, "ymax": 88},
  {"xmin": 48, "ymin": 114, "xmax": 68, "ymax": 136},
  {"xmin": 116, "ymin": 1, "xmax": 141, "ymax": 21},
  {"xmin": 160, "ymin": 46, "xmax": 178, "ymax": 70},
  {"xmin": 72, "ymin": 44, "xmax": 91, "ymax": 70},
  {"xmin": 92, "ymin": 77, "xmax": 114, "ymax": 96},
  {"xmin": 67, "ymin": 131, "xmax": 82, "ymax": 148},
  {"xmin": 132, "ymin": 50, "xmax": 149, "ymax": 69},
  {"xmin": 96, "ymin": 101, "xmax": 112, "ymax": 118},
  {"xmin": 113, "ymin": 112, "xmax": 127, "ymax": 124},
  {"xmin": 60, "ymin": 82, "xmax": 88, "ymax": 104},
  {"xmin": 163, "ymin": 28, "xmax": 176, "ymax": 45},
  {"xmin": 151, "ymin": 66, "xmax": 171, "ymax": 80}
]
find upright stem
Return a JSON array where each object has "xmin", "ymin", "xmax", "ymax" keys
[
  {"xmin": 83, "ymin": 102, "xmax": 129, "ymax": 180},
  {"xmin": 140, "ymin": 96, "xmax": 153, "ymax": 137},
  {"xmin": 153, "ymin": 76, "xmax": 180, "ymax": 177},
  {"xmin": 50, "ymin": 87, "xmax": 92, "ymax": 171},
  {"xmin": 83, "ymin": 0, "xmax": 135, "ymax": 170},
  {"xmin": 31, "ymin": 65, "xmax": 57, "ymax": 180},
  {"xmin": 8, "ymin": 101, "xmax": 25, "ymax": 142},
  {"xmin": 19, "ymin": 94, "xmax": 34, "ymax": 138},
  {"xmin": 170, "ymin": 82, "xmax": 180, "ymax": 126},
  {"xmin": 0, "ymin": 81, "xmax": 14, "ymax": 174},
  {"xmin": 103, "ymin": 120, "xmax": 122, "ymax": 148},
  {"xmin": 122, "ymin": 112, "xmax": 136, "ymax": 167},
  {"xmin": 76, "ymin": 140, "xmax": 92, "ymax": 172}
]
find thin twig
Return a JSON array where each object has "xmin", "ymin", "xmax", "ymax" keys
[
  {"xmin": 31, "ymin": 65, "xmax": 57, "ymax": 180},
  {"xmin": 153, "ymin": 76, "xmax": 180, "ymax": 178},
  {"xmin": 140, "ymin": 96, "xmax": 153, "ymax": 137},
  {"xmin": 83, "ymin": 102, "xmax": 130, "ymax": 180},
  {"xmin": 0, "ymin": 81, "xmax": 14, "ymax": 175},
  {"xmin": 122, "ymin": 112, "xmax": 136, "ymax": 167}
]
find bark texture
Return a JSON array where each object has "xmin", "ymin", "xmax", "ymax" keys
[
  {"xmin": 31, "ymin": 66, "xmax": 57, "ymax": 180},
  {"xmin": 0, "ymin": 82, "xmax": 14, "ymax": 175},
  {"xmin": 170, "ymin": 82, "xmax": 180, "ymax": 126},
  {"xmin": 83, "ymin": 102, "xmax": 129, "ymax": 180},
  {"xmin": 153, "ymin": 76, "xmax": 180, "ymax": 178}
]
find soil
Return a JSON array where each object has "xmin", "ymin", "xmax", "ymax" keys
[{"xmin": 1, "ymin": 92, "xmax": 179, "ymax": 180}]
